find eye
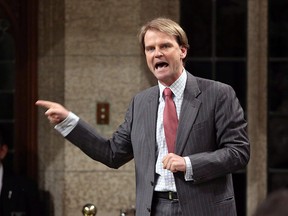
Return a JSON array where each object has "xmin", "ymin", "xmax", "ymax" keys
[
  {"xmin": 160, "ymin": 43, "xmax": 171, "ymax": 50},
  {"xmin": 145, "ymin": 46, "xmax": 155, "ymax": 52}
]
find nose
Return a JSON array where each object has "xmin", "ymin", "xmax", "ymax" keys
[{"xmin": 154, "ymin": 47, "xmax": 163, "ymax": 58}]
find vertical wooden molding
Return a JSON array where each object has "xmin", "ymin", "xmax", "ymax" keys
[
  {"xmin": 14, "ymin": 0, "xmax": 38, "ymax": 182},
  {"xmin": 247, "ymin": 0, "xmax": 268, "ymax": 215}
]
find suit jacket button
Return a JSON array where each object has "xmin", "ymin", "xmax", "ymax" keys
[
  {"xmin": 147, "ymin": 208, "xmax": 151, "ymax": 212},
  {"xmin": 150, "ymin": 181, "xmax": 154, "ymax": 186}
]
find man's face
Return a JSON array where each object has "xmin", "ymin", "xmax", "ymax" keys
[{"xmin": 144, "ymin": 29, "xmax": 187, "ymax": 86}]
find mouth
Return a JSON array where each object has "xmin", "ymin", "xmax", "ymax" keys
[{"xmin": 155, "ymin": 61, "xmax": 169, "ymax": 70}]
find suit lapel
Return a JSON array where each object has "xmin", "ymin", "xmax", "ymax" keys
[
  {"xmin": 143, "ymin": 87, "xmax": 159, "ymax": 156},
  {"xmin": 141, "ymin": 75, "xmax": 201, "ymax": 156},
  {"xmin": 175, "ymin": 73, "xmax": 201, "ymax": 155}
]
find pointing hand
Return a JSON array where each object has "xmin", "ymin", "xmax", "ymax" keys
[{"xmin": 35, "ymin": 100, "xmax": 69, "ymax": 124}]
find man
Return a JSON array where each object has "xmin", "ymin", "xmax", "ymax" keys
[
  {"xmin": 36, "ymin": 17, "xmax": 250, "ymax": 216},
  {"xmin": 0, "ymin": 130, "xmax": 40, "ymax": 216}
]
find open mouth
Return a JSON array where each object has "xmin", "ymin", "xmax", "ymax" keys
[{"xmin": 155, "ymin": 62, "xmax": 169, "ymax": 70}]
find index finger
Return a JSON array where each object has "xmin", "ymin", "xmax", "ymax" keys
[
  {"xmin": 162, "ymin": 153, "xmax": 174, "ymax": 163},
  {"xmin": 35, "ymin": 100, "xmax": 58, "ymax": 109}
]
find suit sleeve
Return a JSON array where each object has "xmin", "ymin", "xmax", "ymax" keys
[
  {"xmin": 65, "ymin": 100, "xmax": 134, "ymax": 169},
  {"xmin": 188, "ymin": 84, "xmax": 250, "ymax": 183}
]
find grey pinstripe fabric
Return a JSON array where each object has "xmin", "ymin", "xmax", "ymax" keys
[
  {"xmin": 151, "ymin": 198, "xmax": 182, "ymax": 216},
  {"xmin": 66, "ymin": 71, "xmax": 250, "ymax": 216}
]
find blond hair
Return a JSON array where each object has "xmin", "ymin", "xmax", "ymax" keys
[{"xmin": 138, "ymin": 17, "xmax": 190, "ymax": 52}]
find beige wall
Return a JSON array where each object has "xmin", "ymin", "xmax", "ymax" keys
[
  {"xmin": 247, "ymin": 0, "xmax": 268, "ymax": 215},
  {"xmin": 38, "ymin": 0, "xmax": 179, "ymax": 215}
]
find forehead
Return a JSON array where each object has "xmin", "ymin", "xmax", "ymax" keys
[{"xmin": 144, "ymin": 29, "xmax": 177, "ymax": 45}]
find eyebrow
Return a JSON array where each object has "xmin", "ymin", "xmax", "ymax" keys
[{"xmin": 145, "ymin": 42, "xmax": 173, "ymax": 49}]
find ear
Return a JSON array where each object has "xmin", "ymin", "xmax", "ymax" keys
[
  {"xmin": 0, "ymin": 144, "xmax": 8, "ymax": 160},
  {"xmin": 180, "ymin": 46, "xmax": 187, "ymax": 59}
]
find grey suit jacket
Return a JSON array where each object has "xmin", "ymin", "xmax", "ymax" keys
[{"xmin": 66, "ymin": 72, "xmax": 250, "ymax": 216}]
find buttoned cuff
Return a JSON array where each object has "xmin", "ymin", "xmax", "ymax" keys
[
  {"xmin": 55, "ymin": 112, "xmax": 79, "ymax": 137},
  {"xmin": 184, "ymin": 156, "xmax": 194, "ymax": 181}
]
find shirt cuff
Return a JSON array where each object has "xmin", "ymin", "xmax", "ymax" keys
[
  {"xmin": 184, "ymin": 156, "xmax": 194, "ymax": 181},
  {"xmin": 54, "ymin": 112, "xmax": 79, "ymax": 137}
]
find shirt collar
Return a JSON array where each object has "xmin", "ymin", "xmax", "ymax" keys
[{"xmin": 158, "ymin": 69, "xmax": 187, "ymax": 99}]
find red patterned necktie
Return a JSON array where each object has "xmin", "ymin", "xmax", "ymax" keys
[{"xmin": 163, "ymin": 88, "xmax": 178, "ymax": 153}]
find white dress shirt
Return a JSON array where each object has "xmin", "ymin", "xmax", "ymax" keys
[{"xmin": 154, "ymin": 70, "xmax": 193, "ymax": 192}]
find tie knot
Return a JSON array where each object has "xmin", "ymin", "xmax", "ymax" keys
[{"xmin": 163, "ymin": 88, "xmax": 172, "ymax": 98}]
